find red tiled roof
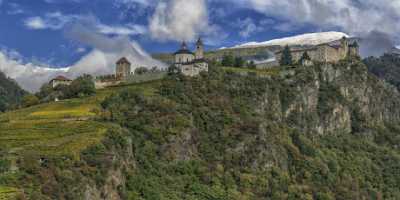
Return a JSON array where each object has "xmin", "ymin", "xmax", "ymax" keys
[
  {"xmin": 117, "ymin": 57, "xmax": 131, "ymax": 65},
  {"xmin": 51, "ymin": 75, "xmax": 71, "ymax": 81}
]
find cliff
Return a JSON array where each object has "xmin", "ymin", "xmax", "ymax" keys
[{"xmin": 1, "ymin": 59, "xmax": 400, "ymax": 199}]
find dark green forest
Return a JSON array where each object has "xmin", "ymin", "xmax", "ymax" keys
[
  {"xmin": 98, "ymin": 63, "xmax": 400, "ymax": 199},
  {"xmin": 364, "ymin": 53, "xmax": 400, "ymax": 89},
  {"xmin": 0, "ymin": 71, "xmax": 26, "ymax": 112}
]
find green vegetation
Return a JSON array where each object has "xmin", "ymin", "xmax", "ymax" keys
[
  {"xmin": 222, "ymin": 66, "xmax": 280, "ymax": 76},
  {"xmin": 0, "ymin": 187, "xmax": 18, "ymax": 200},
  {"xmin": 1, "ymin": 60, "xmax": 400, "ymax": 199},
  {"xmin": 0, "ymin": 79, "xmax": 163, "ymax": 199},
  {"xmin": 36, "ymin": 74, "xmax": 96, "ymax": 102},
  {"xmin": 98, "ymin": 62, "xmax": 400, "ymax": 199},
  {"xmin": 21, "ymin": 94, "xmax": 39, "ymax": 108},
  {"xmin": 220, "ymin": 54, "xmax": 249, "ymax": 68},
  {"xmin": 0, "ymin": 71, "xmax": 26, "ymax": 112},
  {"xmin": 221, "ymin": 54, "xmax": 235, "ymax": 67},
  {"xmin": 364, "ymin": 53, "xmax": 400, "ymax": 89},
  {"xmin": 280, "ymin": 45, "xmax": 293, "ymax": 66}
]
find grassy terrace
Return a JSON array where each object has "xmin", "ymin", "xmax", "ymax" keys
[
  {"xmin": 0, "ymin": 187, "xmax": 18, "ymax": 200},
  {"xmin": 0, "ymin": 80, "xmax": 161, "ymax": 159},
  {"xmin": 222, "ymin": 66, "xmax": 281, "ymax": 76}
]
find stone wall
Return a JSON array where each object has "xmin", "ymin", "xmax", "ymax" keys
[
  {"xmin": 124, "ymin": 71, "xmax": 167, "ymax": 84},
  {"xmin": 175, "ymin": 53, "xmax": 194, "ymax": 64}
]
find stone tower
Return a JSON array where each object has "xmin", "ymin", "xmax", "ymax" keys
[
  {"xmin": 195, "ymin": 37, "xmax": 204, "ymax": 60},
  {"xmin": 348, "ymin": 41, "xmax": 360, "ymax": 57},
  {"xmin": 340, "ymin": 36, "xmax": 349, "ymax": 58},
  {"xmin": 116, "ymin": 57, "xmax": 131, "ymax": 79}
]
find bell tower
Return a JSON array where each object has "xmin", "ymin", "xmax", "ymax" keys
[
  {"xmin": 116, "ymin": 57, "xmax": 131, "ymax": 78},
  {"xmin": 195, "ymin": 37, "xmax": 204, "ymax": 60}
]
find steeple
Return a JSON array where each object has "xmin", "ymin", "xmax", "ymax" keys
[
  {"xmin": 195, "ymin": 37, "xmax": 204, "ymax": 60},
  {"xmin": 181, "ymin": 41, "xmax": 187, "ymax": 50},
  {"xmin": 196, "ymin": 37, "xmax": 203, "ymax": 46}
]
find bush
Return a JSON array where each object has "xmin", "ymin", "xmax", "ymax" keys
[
  {"xmin": 135, "ymin": 67, "xmax": 149, "ymax": 75},
  {"xmin": 37, "ymin": 74, "xmax": 96, "ymax": 101},
  {"xmin": 0, "ymin": 159, "xmax": 10, "ymax": 173},
  {"xmin": 21, "ymin": 94, "xmax": 39, "ymax": 108}
]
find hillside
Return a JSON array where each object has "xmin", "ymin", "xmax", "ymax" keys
[
  {"xmin": 364, "ymin": 53, "xmax": 400, "ymax": 89},
  {"xmin": 1, "ymin": 60, "xmax": 400, "ymax": 199},
  {"xmin": 0, "ymin": 71, "xmax": 26, "ymax": 112}
]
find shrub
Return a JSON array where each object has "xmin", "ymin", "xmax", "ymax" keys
[{"xmin": 21, "ymin": 94, "xmax": 39, "ymax": 108}]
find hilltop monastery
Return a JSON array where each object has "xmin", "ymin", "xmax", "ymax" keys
[
  {"xmin": 275, "ymin": 37, "xmax": 359, "ymax": 64},
  {"xmin": 49, "ymin": 37, "xmax": 359, "ymax": 89}
]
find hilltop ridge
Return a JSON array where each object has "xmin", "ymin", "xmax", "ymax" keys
[{"xmin": 230, "ymin": 31, "xmax": 349, "ymax": 49}]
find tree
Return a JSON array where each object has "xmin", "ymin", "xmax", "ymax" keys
[
  {"xmin": 135, "ymin": 67, "xmax": 149, "ymax": 75},
  {"xmin": 280, "ymin": 45, "xmax": 293, "ymax": 66},
  {"xmin": 247, "ymin": 60, "xmax": 257, "ymax": 69},
  {"xmin": 221, "ymin": 54, "xmax": 235, "ymax": 67},
  {"xmin": 167, "ymin": 65, "xmax": 180, "ymax": 76},
  {"xmin": 234, "ymin": 57, "xmax": 245, "ymax": 68},
  {"xmin": 300, "ymin": 51, "xmax": 311, "ymax": 61},
  {"xmin": 65, "ymin": 74, "xmax": 96, "ymax": 98},
  {"xmin": 21, "ymin": 94, "xmax": 39, "ymax": 108},
  {"xmin": 36, "ymin": 83, "xmax": 53, "ymax": 99},
  {"xmin": 0, "ymin": 99, "xmax": 7, "ymax": 112}
]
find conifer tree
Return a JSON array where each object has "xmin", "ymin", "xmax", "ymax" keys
[
  {"xmin": 247, "ymin": 60, "xmax": 256, "ymax": 69},
  {"xmin": 300, "ymin": 51, "xmax": 311, "ymax": 63},
  {"xmin": 234, "ymin": 57, "xmax": 245, "ymax": 68},
  {"xmin": 221, "ymin": 54, "xmax": 235, "ymax": 67},
  {"xmin": 280, "ymin": 45, "xmax": 293, "ymax": 66}
]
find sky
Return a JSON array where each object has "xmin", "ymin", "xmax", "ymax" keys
[{"xmin": 0, "ymin": 0, "xmax": 400, "ymax": 91}]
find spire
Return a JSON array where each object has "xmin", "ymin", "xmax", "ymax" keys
[
  {"xmin": 196, "ymin": 37, "xmax": 203, "ymax": 46},
  {"xmin": 181, "ymin": 41, "xmax": 187, "ymax": 50}
]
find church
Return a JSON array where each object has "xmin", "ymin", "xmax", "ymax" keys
[{"xmin": 174, "ymin": 38, "xmax": 208, "ymax": 76}]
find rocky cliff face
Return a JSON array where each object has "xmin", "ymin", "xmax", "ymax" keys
[
  {"xmin": 257, "ymin": 60, "xmax": 400, "ymax": 135},
  {"xmin": 13, "ymin": 59, "xmax": 400, "ymax": 199},
  {"xmin": 74, "ymin": 60, "xmax": 400, "ymax": 199}
]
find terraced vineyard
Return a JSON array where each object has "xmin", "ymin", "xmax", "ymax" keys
[
  {"xmin": 0, "ymin": 187, "xmax": 18, "ymax": 200},
  {"xmin": 0, "ymin": 80, "xmax": 162, "ymax": 199}
]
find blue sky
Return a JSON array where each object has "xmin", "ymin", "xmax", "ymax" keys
[
  {"xmin": 0, "ymin": 0, "xmax": 339, "ymax": 67},
  {"xmin": 1, "ymin": 0, "xmax": 400, "ymax": 91}
]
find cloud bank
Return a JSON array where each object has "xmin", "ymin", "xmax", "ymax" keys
[
  {"xmin": 149, "ymin": 0, "xmax": 210, "ymax": 42},
  {"xmin": 0, "ymin": 21, "xmax": 165, "ymax": 92},
  {"xmin": 232, "ymin": 0, "xmax": 400, "ymax": 38}
]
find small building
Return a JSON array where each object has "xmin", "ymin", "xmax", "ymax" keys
[
  {"xmin": 49, "ymin": 75, "xmax": 72, "ymax": 88},
  {"xmin": 174, "ymin": 38, "xmax": 208, "ymax": 77},
  {"xmin": 94, "ymin": 57, "xmax": 167, "ymax": 89},
  {"xmin": 116, "ymin": 57, "xmax": 132, "ymax": 79},
  {"xmin": 275, "ymin": 37, "xmax": 360, "ymax": 65}
]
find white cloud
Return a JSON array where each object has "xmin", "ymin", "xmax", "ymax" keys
[
  {"xmin": 0, "ymin": 23, "xmax": 166, "ymax": 92},
  {"xmin": 97, "ymin": 24, "xmax": 147, "ymax": 36},
  {"xmin": 76, "ymin": 47, "xmax": 86, "ymax": 53},
  {"xmin": 24, "ymin": 17, "xmax": 47, "ymax": 29},
  {"xmin": 0, "ymin": 51, "xmax": 68, "ymax": 92},
  {"xmin": 232, "ymin": 0, "xmax": 400, "ymax": 40},
  {"xmin": 23, "ymin": 12, "xmax": 146, "ymax": 36},
  {"xmin": 236, "ymin": 17, "xmax": 263, "ymax": 38},
  {"xmin": 7, "ymin": 3, "xmax": 24, "ymax": 15},
  {"xmin": 149, "ymin": 0, "xmax": 212, "ymax": 42},
  {"xmin": 24, "ymin": 12, "xmax": 73, "ymax": 30}
]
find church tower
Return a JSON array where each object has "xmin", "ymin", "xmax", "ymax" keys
[
  {"xmin": 195, "ymin": 37, "xmax": 204, "ymax": 60},
  {"xmin": 116, "ymin": 57, "xmax": 131, "ymax": 79}
]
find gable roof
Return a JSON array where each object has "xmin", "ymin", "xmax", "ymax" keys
[
  {"xmin": 116, "ymin": 57, "xmax": 131, "ymax": 65},
  {"xmin": 51, "ymin": 75, "xmax": 71, "ymax": 82}
]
